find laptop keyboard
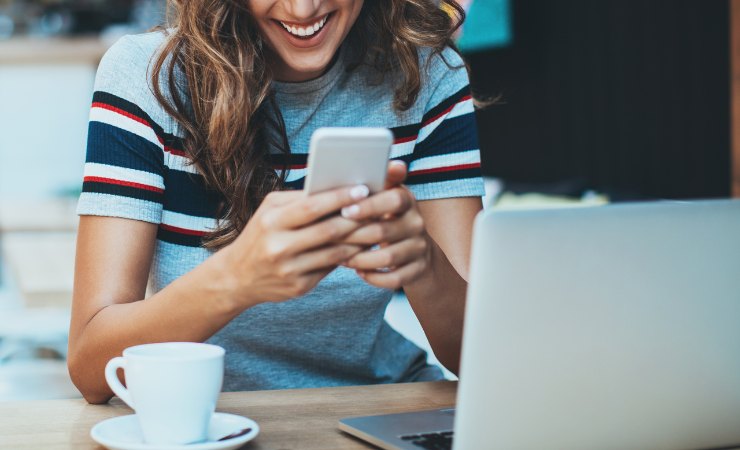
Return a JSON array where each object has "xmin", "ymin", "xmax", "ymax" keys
[{"xmin": 400, "ymin": 430, "xmax": 454, "ymax": 449}]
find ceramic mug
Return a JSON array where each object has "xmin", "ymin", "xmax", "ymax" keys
[{"xmin": 104, "ymin": 342, "xmax": 225, "ymax": 445}]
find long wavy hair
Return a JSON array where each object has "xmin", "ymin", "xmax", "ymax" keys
[{"xmin": 151, "ymin": 0, "xmax": 466, "ymax": 249}]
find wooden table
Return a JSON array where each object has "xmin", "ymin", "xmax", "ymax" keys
[{"xmin": 0, "ymin": 381, "xmax": 457, "ymax": 450}]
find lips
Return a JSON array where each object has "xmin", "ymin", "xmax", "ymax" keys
[
  {"xmin": 272, "ymin": 12, "xmax": 333, "ymax": 48},
  {"xmin": 279, "ymin": 14, "xmax": 329, "ymax": 38}
]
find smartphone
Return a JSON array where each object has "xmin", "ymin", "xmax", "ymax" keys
[{"xmin": 303, "ymin": 127, "xmax": 393, "ymax": 195}]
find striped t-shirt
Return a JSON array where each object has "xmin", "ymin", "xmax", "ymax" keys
[{"xmin": 78, "ymin": 31, "xmax": 485, "ymax": 391}]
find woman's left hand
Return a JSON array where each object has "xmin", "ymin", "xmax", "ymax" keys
[{"xmin": 340, "ymin": 161, "xmax": 433, "ymax": 289}]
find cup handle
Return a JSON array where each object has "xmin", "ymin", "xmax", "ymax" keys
[{"xmin": 104, "ymin": 356, "xmax": 135, "ymax": 409}]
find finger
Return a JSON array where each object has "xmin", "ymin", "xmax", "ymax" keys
[
  {"xmin": 340, "ymin": 187, "xmax": 413, "ymax": 221},
  {"xmin": 345, "ymin": 237, "xmax": 427, "ymax": 270},
  {"xmin": 284, "ymin": 244, "xmax": 365, "ymax": 274},
  {"xmin": 292, "ymin": 266, "xmax": 336, "ymax": 296},
  {"xmin": 262, "ymin": 190, "xmax": 304, "ymax": 207},
  {"xmin": 288, "ymin": 215, "xmax": 366, "ymax": 254},
  {"xmin": 285, "ymin": 266, "xmax": 337, "ymax": 298},
  {"xmin": 305, "ymin": 266, "xmax": 336, "ymax": 283},
  {"xmin": 269, "ymin": 184, "xmax": 370, "ymax": 229},
  {"xmin": 342, "ymin": 213, "xmax": 417, "ymax": 246},
  {"xmin": 356, "ymin": 259, "xmax": 427, "ymax": 290},
  {"xmin": 384, "ymin": 160, "xmax": 408, "ymax": 189}
]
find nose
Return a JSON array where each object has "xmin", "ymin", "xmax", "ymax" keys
[{"xmin": 283, "ymin": 0, "xmax": 322, "ymax": 21}]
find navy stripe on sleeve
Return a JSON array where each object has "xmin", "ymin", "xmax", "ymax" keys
[
  {"xmin": 86, "ymin": 122, "xmax": 165, "ymax": 174},
  {"xmin": 162, "ymin": 171, "xmax": 222, "ymax": 219},
  {"xmin": 390, "ymin": 123, "xmax": 421, "ymax": 143},
  {"xmin": 414, "ymin": 113, "xmax": 480, "ymax": 158},
  {"xmin": 421, "ymin": 85, "xmax": 471, "ymax": 125},
  {"xmin": 405, "ymin": 167, "xmax": 482, "ymax": 186},
  {"xmin": 156, "ymin": 227, "xmax": 204, "ymax": 247}
]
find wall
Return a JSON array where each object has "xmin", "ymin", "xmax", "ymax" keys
[
  {"xmin": 0, "ymin": 64, "xmax": 94, "ymax": 199},
  {"xmin": 467, "ymin": 0, "xmax": 731, "ymax": 200}
]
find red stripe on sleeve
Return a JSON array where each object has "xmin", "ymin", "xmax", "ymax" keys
[
  {"xmin": 159, "ymin": 223, "xmax": 207, "ymax": 236},
  {"xmin": 92, "ymin": 102, "xmax": 151, "ymax": 128},
  {"xmin": 393, "ymin": 135, "xmax": 418, "ymax": 145},
  {"xmin": 163, "ymin": 146, "xmax": 188, "ymax": 157},
  {"xmin": 422, "ymin": 95, "xmax": 473, "ymax": 127},
  {"xmin": 83, "ymin": 176, "xmax": 164, "ymax": 193},
  {"xmin": 272, "ymin": 164, "xmax": 307, "ymax": 170},
  {"xmin": 408, "ymin": 162, "xmax": 481, "ymax": 177}
]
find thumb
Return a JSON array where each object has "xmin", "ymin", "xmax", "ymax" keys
[{"xmin": 384, "ymin": 160, "xmax": 408, "ymax": 189}]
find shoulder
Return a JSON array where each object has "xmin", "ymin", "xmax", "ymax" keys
[
  {"xmin": 101, "ymin": 31, "xmax": 166, "ymax": 62},
  {"xmin": 417, "ymin": 46, "xmax": 470, "ymax": 112},
  {"xmin": 94, "ymin": 31, "xmax": 179, "ymax": 133},
  {"xmin": 96, "ymin": 31, "xmax": 167, "ymax": 90},
  {"xmin": 419, "ymin": 46, "xmax": 467, "ymax": 81}
]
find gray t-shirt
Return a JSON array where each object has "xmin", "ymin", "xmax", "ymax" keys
[{"xmin": 78, "ymin": 31, "xmax": 485, "ymax": 391}]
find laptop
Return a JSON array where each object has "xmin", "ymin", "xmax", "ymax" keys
[{"xmin": 339, "ymin": 199, "xmax": 740, "ymax": 450}]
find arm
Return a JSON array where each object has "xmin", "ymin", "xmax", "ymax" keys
[
  {"xmin": 68, "ymin": 216, "xmax": 243, "ymax": 404},
  {"xmin": 399, "ymin": 196, "xmax": 481, "ymax": 374},
  {"xmin": 69, "ymin": 186, "xmax": 371, "ymax": 404}
]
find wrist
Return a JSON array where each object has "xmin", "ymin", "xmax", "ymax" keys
[{"xmin": 207, "ymin": 245, "xmax": 261, "ymax": 315}]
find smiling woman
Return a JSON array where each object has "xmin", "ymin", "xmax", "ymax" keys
[
  {"xmin": 149, "ymin": 0, "xmax": 470, "ymax": 248},
  {"xmin": 68, "ymin": 0, "xmax": 485, "ymax": 403}
]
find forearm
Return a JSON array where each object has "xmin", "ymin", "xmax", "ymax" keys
[
  {"xmin": 402, "ymin": 239, "xmax": 467, "ymax": 375},
  {"xmin": 68, "ymin": 250, "xmax": 247, "ymax": 404}
]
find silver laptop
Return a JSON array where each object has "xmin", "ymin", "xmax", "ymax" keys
[{"xmin": 339, "ymin": 199, "xmax": 740, "ymax": 450}]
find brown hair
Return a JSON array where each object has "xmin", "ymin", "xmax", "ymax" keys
[{"xmin": 151, "ymin": 0, "xmax": 465, "ymax": 249}]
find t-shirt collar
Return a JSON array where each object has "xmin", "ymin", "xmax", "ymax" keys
[{"xmin": 272, "ymin": 46, "xmax": 346, "ymax": 95}]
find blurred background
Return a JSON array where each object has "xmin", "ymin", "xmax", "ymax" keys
[{"xmin": 0, "ymin": 0, "xmax": 737, "ymax": 402}]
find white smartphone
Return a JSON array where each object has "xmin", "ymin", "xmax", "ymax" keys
[{"xmin": 303, "ymin": 127, "xmax": 393, "ymax": 195}]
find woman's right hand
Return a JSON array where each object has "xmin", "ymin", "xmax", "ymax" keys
[{"xmin": 221, "ymin": 184, "xmax": 371, "ymax": 305}]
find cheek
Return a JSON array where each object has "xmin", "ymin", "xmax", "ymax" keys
[
  {"xmin": 343, "ymin": 0, "xmax": 365, "ymax": 36},
  {"xmin": 251, "ymin": 18, "xmax": 282, "ymax": 53},
  {"xmin": 246, "ymin": 0, "xmax": 270, "ymax": 15},
  {"xmin": 349, "ymin": 0, "xmax": 364, "ymax": 18},
  {"xmin": 246, "ymin": 0, "xmax": 275, "ymax": 36}
]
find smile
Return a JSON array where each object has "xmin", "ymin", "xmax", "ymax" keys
[{"xmin": 278, "ymin": 14, "xmax": 330, "ymax": 38}]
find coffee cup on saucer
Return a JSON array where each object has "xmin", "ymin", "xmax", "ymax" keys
[{"xmin": 104, "ymin": 342, "xmax": 224, "ymax": 445}]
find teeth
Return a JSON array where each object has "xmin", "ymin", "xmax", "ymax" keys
[{"xmin": 280, "ymin": 15, "xmax": 328, "ymax": 38}]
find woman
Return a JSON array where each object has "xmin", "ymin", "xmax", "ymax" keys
[{"xmin": 68, "ymin": 0, "xmax": 485, "ymax": 404}]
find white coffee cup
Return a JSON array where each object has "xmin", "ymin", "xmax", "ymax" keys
[{"xmin": 104, "ymin": 342, "xmax": 224, "ymax": 445}]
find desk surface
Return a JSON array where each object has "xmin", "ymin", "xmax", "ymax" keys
[{"xmin": 0, "ymin": 381, "xmax": 457, "ymax": 449}]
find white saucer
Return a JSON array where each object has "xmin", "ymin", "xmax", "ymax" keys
[{"xmin": 90, "ymin": 412, "xmax": 259, "ymax": 450}]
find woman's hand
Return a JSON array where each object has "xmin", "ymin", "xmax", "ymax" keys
[
  {"xmin": 222, "ymin": 185, "xmax": 371, "ymax": 305},
  {"xmin": 340, "ymin": 161, "xmax": 433, "ymax": 290}
]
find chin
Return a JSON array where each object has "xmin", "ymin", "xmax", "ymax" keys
[{"xmin": 283, "ymin": 52, "xmax": 337, "ymax": 78}]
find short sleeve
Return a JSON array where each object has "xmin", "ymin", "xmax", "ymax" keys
[
  {"xmin": 405, "ymin": 48, "xmax": 486, "ymax": 201},
  {"xmin": 76, "ymin": 35, "xmax": 166, "ymax": 224}
]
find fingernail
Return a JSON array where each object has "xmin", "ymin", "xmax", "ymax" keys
[
  {"xmin": 350, "ymin": 185, "xmax": 369, "ymax": 200},
  {"xmin": 390, "ymin": 160, "xmax": 406, "ymax": 168},
  {"xmin": 342, "ymin": 204, "xmax": 360, "ymax": 219}
]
